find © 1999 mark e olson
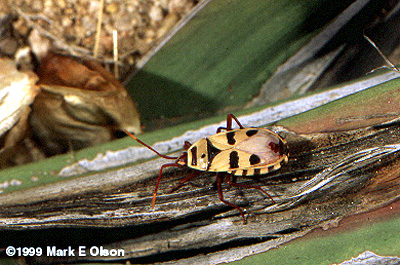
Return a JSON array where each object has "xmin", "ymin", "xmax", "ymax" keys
[{"xmin": 5, "ymin": 245, "xmax": 125, "ymax": 257}]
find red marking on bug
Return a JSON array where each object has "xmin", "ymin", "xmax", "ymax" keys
[{"xmin": 269, "ymin": 141, "xmax": 280, "ymax": 153}]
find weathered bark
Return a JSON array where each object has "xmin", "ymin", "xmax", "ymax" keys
[{"xmin": 1, "ymin": 117, "xmax": 400, "ymax": 264}]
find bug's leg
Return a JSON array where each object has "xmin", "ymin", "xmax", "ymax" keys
[
  {"xmin": 183, "ymin": 141, "xmax": 192, "ymax": 150},
  {"xmin": 216, "ymin": 173, "xmax": 246, "ymax": 224},
  {"xmin": 170, "ymin": 170, "xmax": 201, "ymax": 193},
  {"xmin": 226, "ymin": 174, "xmax": 275, "ymax": 204},
  {"xmin": 217, "ymin": 113, "xmax": 244, "ymax": 133},
  {"xmin": 152, "ymin": 163, "xmax": 182, "ymax": 209},
  {"xmin": 228, "ymin": 113, "xmax": 244, "ymax": 129}
]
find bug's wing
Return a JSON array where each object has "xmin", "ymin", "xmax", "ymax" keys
[
  {"xmin": 235, "ymin": 130, "xmax": 286, "ymax": 164},
  {"xmin": 208, "ymin": 148, "xmax": 281, "ymax": 172},
  {"xmin": 206, "ymin": 128, "xmax": 287, "ymax": 173},
  {"xmin": 206, "ymin": 129, "xmax": 241, "ymax": 150},
  {"xmin": 207, "ymin": 148, "xmax": 241, "ymax": 172}
]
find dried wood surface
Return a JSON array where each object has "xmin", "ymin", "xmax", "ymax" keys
[{"xmin": 1, "ymin": 116, "xmax": 400, "ymax": 264}]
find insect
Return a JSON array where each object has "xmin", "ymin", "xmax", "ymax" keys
[{"xmin": 124, "ymin": 114, "xmax": 288, "ymax": 223}]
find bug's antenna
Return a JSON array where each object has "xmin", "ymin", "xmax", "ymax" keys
[{"xmin": 124, "ymin": 130, "xmax": 179, "ymax": 160}]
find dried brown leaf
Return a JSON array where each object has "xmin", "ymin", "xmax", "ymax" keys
[{"xmin": 30, "ymin": 53, "xmax": 141, "ymax": 156}]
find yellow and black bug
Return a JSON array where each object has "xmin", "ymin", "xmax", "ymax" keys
[{"xmin": 124, "ymin": 114, "xmax": 288, "ymax": 222}]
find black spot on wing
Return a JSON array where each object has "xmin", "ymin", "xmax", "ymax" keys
[
  {"xmin": 254, "ymin": 168, "xmax": 261, "ymax": 175},
  {"xmin": 246, "ymin": 129, "xmax": 258, "ymax": 137},
  {"xmin": 206, "ymin": 138, "xmax": 221, "ymax": 163},
  {"xmin": 190, "ymin": 146, "xmax": 197, "ymax": 166},
  {"xmin": 227, "ymin": 131, "xmax": 236, "ymax": 145},
  {"xmin": 229, "ymin": 151, "xmax": 239, "ymax": 168},
  {"xmin": 249, "ymin": 154, "xmax": 261, "ymax": 165}
]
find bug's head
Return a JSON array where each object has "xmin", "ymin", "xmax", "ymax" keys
[{"xmin": 175, "ymin": 152, "xmax": 188, "ymax": 166}]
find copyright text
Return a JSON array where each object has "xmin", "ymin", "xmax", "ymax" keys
[{"xmin": 5, "ymin": 246, "xmax": 125, "ymax": 257}]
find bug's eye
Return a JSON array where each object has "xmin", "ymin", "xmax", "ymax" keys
[{"xmin": 201, "ymin": 153, "xmax": 206, "ymax": 158}]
